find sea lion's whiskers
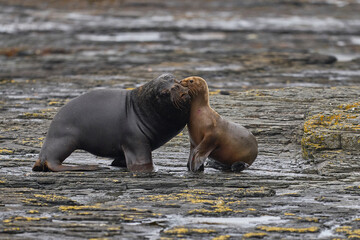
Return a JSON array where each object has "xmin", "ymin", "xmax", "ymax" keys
[
  {"xmin": 177, "ymin": 99, "xmax": 185, "ymax": 110},
  {"xmin": 189, "ymin": 88, "xmax": 198, "ymax": 97},
  {"xmin": 174, "ymin": 98, "xmax": 183, "ymax": 110},
  {"xmin": 173, "ymin": 98, "xmax": 181, "ymax": 109}
]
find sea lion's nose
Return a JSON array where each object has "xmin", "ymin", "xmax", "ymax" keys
[{"xmin": 179, "ymin": 80, "xmax": 187, "ymax": 87}]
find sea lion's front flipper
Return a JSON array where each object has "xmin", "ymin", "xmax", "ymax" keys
[
  {"xmin": 122, "ymin": 143, "xmax": 154, "ymax": 172},
  {"xmin": 111, "ymin": 152, "xmax": 127, "ymax": 168},
  {"xmin": 187, "ymin": 144, "xmax": 204, "ymax": 172},
  {"xmin": 188, "ymin": 138, "xmax": 216, "ymax": 172}
]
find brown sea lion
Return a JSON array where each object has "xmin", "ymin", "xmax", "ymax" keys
[
  {"xmin": 32, "ymin": 74, "xmax": 191, "ymax": 173},
  {"xmin": 180, "ymin": 76, "xmax": 258, "ymax": 172}
]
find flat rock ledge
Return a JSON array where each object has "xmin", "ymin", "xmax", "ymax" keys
[{"xmin": 1, "ymin": 86, "xmax": 360, "ymax": 239}]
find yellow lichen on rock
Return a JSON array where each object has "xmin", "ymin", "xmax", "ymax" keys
[
  {"xmin": 13, "ymin": 216, "xmax": 47, "ymax": 221},
  {"xmin": 27, "ymin": 210, "xmax": 39, "ymax": 214},
  {"xmin": 139, "ymin": 189, "xmax": 216, "ymax": 204},
  {"xmin": 34, "ymin": 194, "xmax": 71, "ymax": 202},
  {"xmin": 242, "ymin": 232, "xmax": 268, "ymax": 239},
  {"xmin": 21, "ymin": 112, "xmax": 48, "ymax": 119},
  {"xmin": 335, "ymin": 226, "xmax": 360, "ymax": 239},
  {"xmin": 59, "ymin": 203, "xmax": 102, "ymax": 211},
  {"xmin": 47, "ymin": 99, "xmax": 66, "ymax": 106},
  {"xmin": 235, "ymin": 187, "xmax": 275, "ymax": 197},
  {"xmin": 15, "ymin": 137, "xmax": 44, "ymax": 147},
  {"xmin": 2, "ymin": 227, "xmax": 22, "ymax": 233},
  {"xmin": 301, "ymin": 101, "xmax": 360, "ymax": 160},
  {"xmin": 188, "ymin": 197, "xmax": 243, "ymax": 214},
  {"xmin": 212, "ymin": 235, "xmax": 231, "ymax": 240},
  {"xmin": 76, "ymin": 212, "xmax": 93, "ymax": 215},
  {"xmin": 164, "ymin": 226, "xmax": 216, "ymax": 235},
  {"xmin": 297, "ymin": 217, "xmax": 319, "ymax": 223},
  {"xmin": 141, "ymin": 189, "xmax": 254, "ymax": 215},
  {"xmin": 339, "ymin": 101, "xmax": 360, "ymax": 111},
  {"xmin": 257, "ymin": 226, "xmax": 319, "ymax": 233},
  {"xmin": 22, "ymin": 198, "xmax": 48, "ymax": 206},
  {"xmin": 209, "ymin": 89, "xmax": 221, "ymax": 95},
  {"xmin": 0, "ymin": 148, "xmax": 14, "ymax": 154},
  {"xmin": 284, "ymin": 212, "xmax": 296, "ymax": 216},
  {"xmin": 4, "ymin": 216, "xmax": 48, "ymax": 223},
  {"xmin": 107, "ymin": 226, "xmax": 121, "ymax": 231}
]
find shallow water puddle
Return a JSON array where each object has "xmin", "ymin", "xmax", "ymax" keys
[{"xmin": 187, "ymin": 215, "xmax": 287, "ymax": 228}]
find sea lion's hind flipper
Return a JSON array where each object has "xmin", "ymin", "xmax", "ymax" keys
[
  {"xmin": 33, "ymin": 138, "xmax": 106, "ymax": 172},
  {"xmin": 231, "ymin": 162, "xmax": 249, "ymax": 172},
  {"xmin": 45, "ymin": 161, "xmax": 106, "ymax": 172},
  {"xmin": 32, "ymin": 161, "xmax": 105, "ymax": 172},
  {"xmin": 206, "ymin": 158, "xmax": 231, "ymax": 171}
]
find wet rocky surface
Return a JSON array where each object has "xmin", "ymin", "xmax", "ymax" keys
[{"xmin": 1, "ymin": 0, "xmax": 360, "ymax": 239}]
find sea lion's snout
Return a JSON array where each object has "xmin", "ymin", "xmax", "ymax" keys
[
  {"xmin": 180, "ymin": 77, "xmax": 202, "ymax": 98},
  {"xmin": 180, "ymin": 77, "xmax": 197, "ymax": 87},
  {"xmin": 179, "ymin": 79, "xmax": 188, "ymax": 87},
  {"xmin": 172, "ymin": 84, "xmax": 189, "ymax": 98}
]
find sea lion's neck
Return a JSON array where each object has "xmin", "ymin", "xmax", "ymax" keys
[
  {"xmin": 130, "ymin": 86, "xmax": 188, "ymax": 149},
  {"xmin": 190, "ymin": 89, "xmax": 210, "ymax": 112},
  {"xmin": 131, "ymin": 88, "xmax": 167, "ymax": 128}
]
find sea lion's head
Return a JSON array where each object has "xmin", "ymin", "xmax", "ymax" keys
[
  {"xmin": 158, "ymin": 79, "xmax": 190, "ymax": 110},
  {"xmin": 131, "ymin": 74, "xmax": 191, "ymax": 149},
  {"xmin": 132, "ymin": 74, "xmax": 191, "ymax": 110},
  {"xmin": 152, "ymin": 74, "xmax": 191, "ymax": 111},
  {"xmin": 180, "ymin": 76, "xmax": 208, "ymax": 98},
  {"xmin": 132, "ymin": 73, "xmax": 192, "ymax": 122}
]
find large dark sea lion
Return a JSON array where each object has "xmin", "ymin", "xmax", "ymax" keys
[
  {"xmin": 33, "ymin": 74, "xmax": 191, "ymax": 172},
  {"xmin": 180, "ymin": 76, "xmax": 258, "ymax": 172}
]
